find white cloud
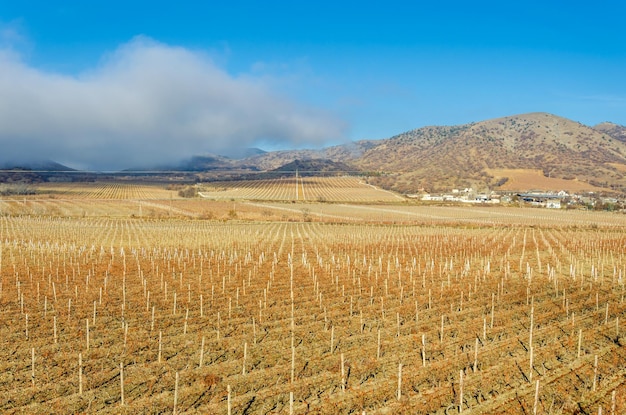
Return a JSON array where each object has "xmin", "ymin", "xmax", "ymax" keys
[{"xmin": 0, "ymin": 37, "xmax": 347, "ymax": 170}]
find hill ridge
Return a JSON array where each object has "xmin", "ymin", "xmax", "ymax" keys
[{"xmin": 352, "ymin": 113, "xmax": 626, "ymax": 192}]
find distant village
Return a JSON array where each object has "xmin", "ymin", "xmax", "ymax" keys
[{"xmin": 407, "ymin": 188, "xmax": 623, "ymax": 211}]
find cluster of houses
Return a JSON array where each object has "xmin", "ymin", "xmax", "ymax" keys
[
  {"xmin": 408, "ymin": 188, "xmax": 502, "ymax": 204},
  {"xmin": 407, "ymin": 189, "xmax": 623, "ymax": 210}
]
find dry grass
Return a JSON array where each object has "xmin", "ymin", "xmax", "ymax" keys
[{"xmin": 486, "ymin": 168, "xmax": 608, "ymax": 192}]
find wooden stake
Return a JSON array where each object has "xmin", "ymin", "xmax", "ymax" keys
[
  {"xmin": 227, "ymin": 384, "xmax": 232, "ymax": 415},
  {"xmin": 53, "ymin": 316, "xmax": 57, "ymax": 344},
  {"xmin": 199, "ymin": 336, "xmax": 205, "ymax": 368},
  {"xmin": 173, "ymin": 371, "xmax": 179, "ymax": 415},
  {"xmin": 396, "ymin": 312, "xmax": 400, "ymax": 337},
  {"xmin": 440, "ymin": 314, "xmax": 444, "ymax": 342},
  {"xmin": 252, "ymin": 317, "xmax": 256, "ymax": 344},
  {"xmin": 158, "ymin": 330, "xmax": 162, "ymax": 363},
  {"xmin": 490, "ymin": 293, "xmax": 495, "ymax": 328},
  {"xmin": 31, "ymin": 347, "xmax": 35, "ymax": 387},
  {"xmin": 459, "ymin": 369, "xmax": 464, "ymax": 413},
  {"xmin": 151, "ymin": 306, "xmax": 155, "ymax": 332},
  {"xmin": 397, "ymin": 363, "xmax": 402, "ymax": 400},
  {"xmin": 360, "ymin": 310, "xmax": 364, "ymax": 333},
  {"xmin": 242, "ymin": 342, "xmax": 247, "ymax": 375},
  {"xmin": 341, "ymin": 353, "xmax": 345, "ymax": 392},
  {"xmin": 291, "ymin": 346, "xmax": 295, "ymax": 383},
  {"xmin": 78, "ymin": 353, "xmax": 83, "ymax": 395},
  {"xmin": 183, "ymin": 308, "xmax": 188, "ymax": 335},
  {"xmin": 592, "ymin": 354, "xmax": 598, "ymax": 391},
  {"xmin": 529, "ymin": 346, "xmax": 534, "ymax": 382},
  {"xmin": 421, "ymin": 334, "xmax": 426, "ymax": 367},
  {"xmin": 124, "ymin": 322, "xmax": 128, "ymax": 349},
  {"xmin": 529, "ymin": 303, "xmax": 534, "ymax": 347},
  {"xmin": 86, "ymin": 319, "xmax": 90, "ymax": 350},
  {"xmin": 290, "ymin": 391, "xmax": 294, "ymax": 415},
  {"xmin": 377, "ymin": 329, "xmax": 381, "ymax": 359},
  {"xmin": 120, "ymin": 362, "xmax": 124, "ymax": 406},
  {"xmin": 533, "ymin": 379, "xmax": 539, "ymax": 415},
  {"xmin": 483, "ymin": 316, "xmax": 487, "ymax": 340},
  {"xmin": 473, "ymin": 337, "xmax": 479, "ymax": 372},
  {"xmin": 577, "ymin": 329, "xmax": 582, "ymax": 358}
]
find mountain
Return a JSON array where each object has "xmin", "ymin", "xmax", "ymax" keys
[
  {"xmin": 271, "ymin": 159, "xmax": 358, "ymax": 176},
  {"xmin": 221, "ymin": 147, "xmax": 267, "ymax": 160},
  {"xmin": 0, "ymin": 160, "xmax": 83, "ymax": 183},
  {"xmin": 127, "ymin": 150, "xmax": 271, "ymax": 172},
  {"xmin": 0, "ymin": 160, "xmax": 75, "ymax": 171},
  {"xmin": 240, "ymin": 140, "xmax": 378, "ymax": 171},
  {"xmin": 125, "ymin": 154, "xmax": 239, "ymax": 172},
  {"xmin": 353, "ymin": 113, "xmax": 626, "ymax": 193},
  {"xmin": 175, "ymin": 155, "xmax": 236, "ymax": 171},
  {"xmin": 594, "ymin": 122, "xmax": 626, "ymax": 143}
]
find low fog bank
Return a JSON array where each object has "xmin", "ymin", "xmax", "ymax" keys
[{"xmin": 0, "ymin": 37, "xmax": 347, "ymax": 171}]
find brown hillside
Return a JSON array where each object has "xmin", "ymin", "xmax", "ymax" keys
[
  {"xmin": 356, "ymin": 113, "xmax": 626, "ymax": 193},
  {"xmin": 594, "ymin": 122, "xmax": 626, "ymax": 143}
]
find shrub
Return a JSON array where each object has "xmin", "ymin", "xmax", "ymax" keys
[
  {"xmin": 0, "ymin": 184, "xmax": 36, "ymax": 196},
  {"xmin": 178, "ymin": 186, "xmax": 198, "ymax": 198}
]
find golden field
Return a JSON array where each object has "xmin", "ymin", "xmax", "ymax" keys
[{"xmin": 485, "ymin": 169, "xmax": 608, "ymax": 192}]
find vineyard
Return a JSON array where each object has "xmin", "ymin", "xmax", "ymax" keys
[
  {"xmin": 37, "ymin": 182, "xmax": 177, "ymax": 200},
  {"xmin": 198, "ymin": 176, "xmax": 404, "ymax": 202},
  {"xmin": 1, "ymin": 204, "xmax": 626, "ymax": 413}
]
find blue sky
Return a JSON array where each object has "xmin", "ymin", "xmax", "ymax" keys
[{"xmin": 1, "ymin": 1, "xmax": 625, "ymax": 169}]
